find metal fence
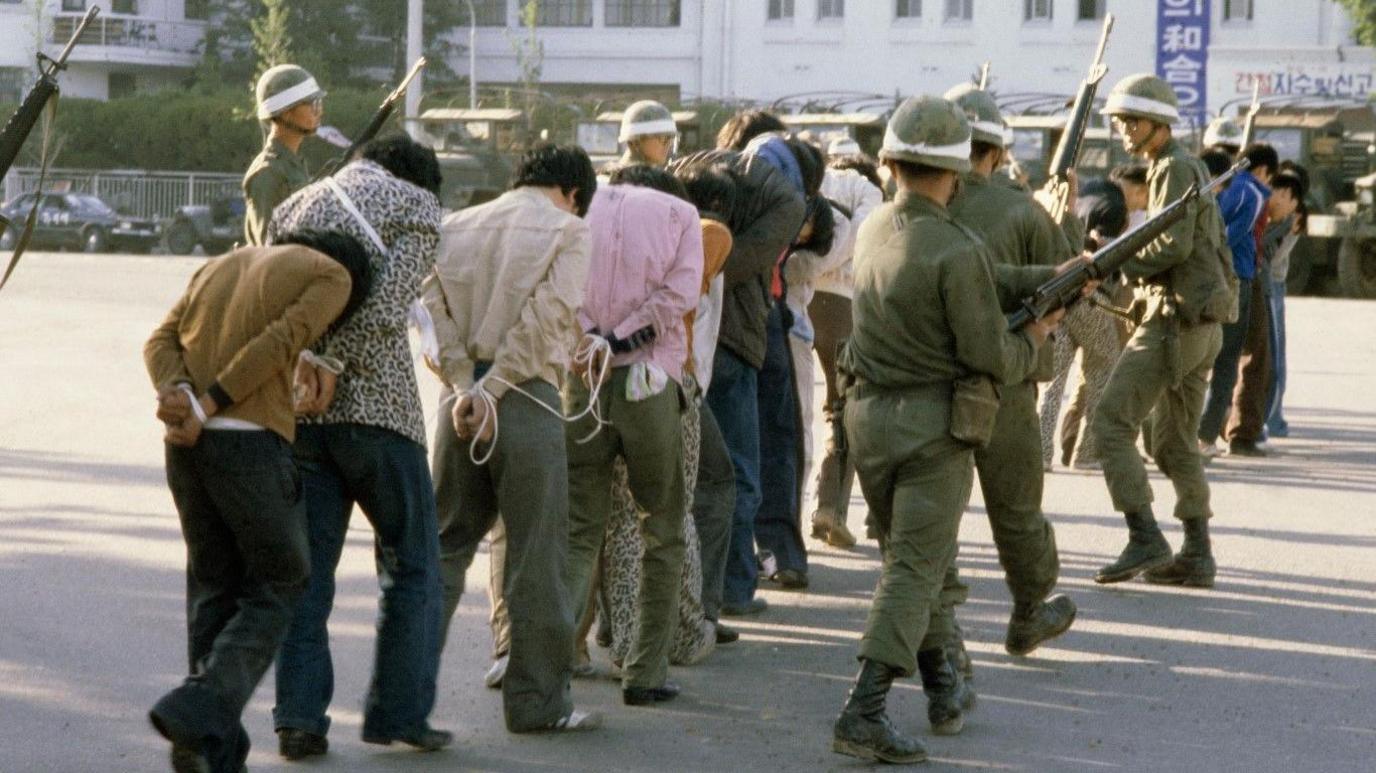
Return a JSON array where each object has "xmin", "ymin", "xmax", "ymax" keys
[{"xmin": 2, "ymin": 167, "xmax": 241, "ymax": 221}]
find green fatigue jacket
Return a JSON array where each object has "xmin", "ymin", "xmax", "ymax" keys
[
  {"xmin": 844, "ymin": 191, "xmax": 1042, "ymax": 393},
  {"xmin": 242, "ymin": 137, "xmax": 310, "ymax": 247},
  {"xmin": 1128, "ymin": 137, "xmax": 1237, "ymax": 326},
  {"xmin": 948, "ymin": 171, "xmax": 1068, "ymax": 380}
]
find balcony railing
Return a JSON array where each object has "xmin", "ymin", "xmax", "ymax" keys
[{"xmin": 48, "ymin": 12, "xmax": 205, "ymax": 56}]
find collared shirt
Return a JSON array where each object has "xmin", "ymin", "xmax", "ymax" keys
[
  {"xmin": 1218, "ymin": 169, "xmax": 1271, "ymax": 281},
  {"xmin": 580, "ymin": 185, "xmax": 703, "ymax": 382},
  {"xmin": 242, "ymin": 137, "xmax": 310, "ymax": 247},
  {"xmin": 422, "ymin": 187, "xmax": 590, "ymax": 399}
]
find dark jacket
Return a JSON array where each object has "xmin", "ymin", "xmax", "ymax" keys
[{"xmin": 673, "ymin": 149, "xmax": 806, "ymax": 369}]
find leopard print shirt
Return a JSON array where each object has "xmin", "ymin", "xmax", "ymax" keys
[{"xmin": 268, "ymin": 160, "xmax": 442, "ymax": 447}]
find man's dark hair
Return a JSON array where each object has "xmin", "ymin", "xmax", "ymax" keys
[
  {"xmin": 276, "ymin": 228, "xmax": 374, "ymax": 326},
  {"xmin": 1199, "ymin": 149, "xmax": 1233, "ymax": 178},
  {"xmin": 717, "ymin": 110, "xmax": 787, "ymax": 151},
  {"xmin": 795, "ymin": 196, "xmax": 837, "ymax": 256},
  {"xmin": 829, "ymin": 154, "xmax": 885, "ymax": 197},
  {"xmin": 1270, "ymin": 171, "xmax": 1304, "ymax": 202},
  {"xmin": 1109, "ymin": 162, "xmax": 1149, "ymax": 187},
  {"xmin": 675, "ymin": 163, "xmax": 739, "ymax": 224},
  {"xmin": 1076, "ymin": 178, "xmax": 1129, "ymax": 247},
  {"xmin": 1241, "ymin": 142, "xmax": 1280, "ymax": 178},
  {"xmin": 363, "ymin": 134, "xmax": 443, "ymax": 196},
  {"xmin": 608, "ymin": 163, "xmax": 690, "ymax": 202},
  {"xmin": 971, "ymin": 140, "xmax": 1003, "ymax": 168},
  {"xmin": 889, "ymin": 159, "xmax": 951, "ymax": 184},
  {"xmin": 513, "ymin": 143, "xmax": 598, "ymax": 217},
  {"xmin": 1279, "ymin": 159, "xmax": 1310, "ymax": 196},
  {"xmin": 786, "ymin": 138, "xmax": 825, "ymax": 197}
]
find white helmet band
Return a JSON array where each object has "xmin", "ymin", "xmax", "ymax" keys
[
  {"xmin": 260, "ymin": 77, "xmax": 324, "ymax": 119},
  {"xmin": 1101, "ymin": 93, "xmax": 1180, "ymax": 122},
  {"xmin": 882, "ymin": 126, "xmax": 971, "ymax": 160},
  {"xmin": 619, "ymin": 119, "xmax": 678, "ymax": 142}
]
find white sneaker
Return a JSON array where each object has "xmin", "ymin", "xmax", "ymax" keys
[
  {"xmin": 484, "ymin": 654, "xmax": 508, "ymax": 689},
  {"xmin": 546, "ymin": 710, "xmax": 602, "ymax": 732},
  {"xmin": 1198, "ymin": 441, "xmax": 1222, "ymax": 459}
]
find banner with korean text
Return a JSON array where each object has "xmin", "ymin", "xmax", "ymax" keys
[{"xmin": 1156, "ymin": 0, "xmax": 1210, "ymax": 126}]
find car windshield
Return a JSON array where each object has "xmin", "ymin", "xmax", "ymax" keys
[{"xmin": 71, "ymin": 195, "xmax": 114, "ymax": 214}]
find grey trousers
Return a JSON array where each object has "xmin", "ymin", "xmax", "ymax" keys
[{"xmin": 432, "ymin": 382, "xmax": 574, "ymax": 732}]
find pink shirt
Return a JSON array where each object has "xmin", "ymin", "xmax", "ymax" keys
[{"xmin": 580, "ymin": 185, "xmax": 704, "ymax": 382}]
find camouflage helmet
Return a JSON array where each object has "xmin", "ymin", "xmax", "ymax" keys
[
  {"xmin": 1100, "ymin": 73, "xmax": 1179, "ymax": 125},
  {"xmin": 619, "ymin": 100, "xmax": 678, "ymax": 143},
  {"xmin": 878, "ymin": 95, "xmax": 972, "ymax": 173},
  {"xmin": 1203, "ymin": 116, "xmax": 1245, "ymax": 148},
  {"xmin": 942, "ymin": 83, "xmax": 1006, "ymax": 147},
  {"xmin": 255, "ymin": 64, "xmax": 325, "ymax": 120}
]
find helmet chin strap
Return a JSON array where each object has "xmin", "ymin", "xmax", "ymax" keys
[
  {"xmin": 275, "ymin": 114, "xmax": 317, "ymax": 136},
  {"xmin": 1127, "ymin": 121, "xmax": 1163, "ymax": 155}
]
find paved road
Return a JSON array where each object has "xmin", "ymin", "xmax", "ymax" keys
[{"xmin": 2, "ymin": 253, "xmax": 1373, "ymax": 772}]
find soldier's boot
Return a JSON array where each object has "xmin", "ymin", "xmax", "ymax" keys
[
  {"xmin": 1005, "ymin": 594, "xmax": 1078, "ymax": 656},
  {"xmin": 917, "ymin": 648, "xmax": 975, "ymax": 736},
  {"xmin": 810, "ymin": 509, "xmax": 857, "ymax": 549},
  {"xmin": 947, "ymin": 639, "xmax": 974, "ymax": 681},
  {"xmin": 1095, "ymin": 508, "xmax": 1173, "ymax": 584},
  {"xmin": 1144, "ymin": 518, "xmax": 1216, "ymax": 587},
  {"xmin": 832, "ymin": 659, "xmax": 928, "ymax": 764}
]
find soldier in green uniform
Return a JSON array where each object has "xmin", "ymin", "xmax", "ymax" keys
[
  {"xmin": 243, "ymin": 64, "xmax": 325, "ymax": 246},
  {"xmin": 617, "ymin": 100, "xmax": 679, "ymax": 168},
  {"xmin": 830, "ymin": 95, "xmax": 1062, "ymax": 765},
  {"xmin": 934, "ymin": 83, "xmax": 1079, "ymax": 679},
  {"xmin": 1092, "ymin": 74, "xmax": 1234, "ymax": 587}
]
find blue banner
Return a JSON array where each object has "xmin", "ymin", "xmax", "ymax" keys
[{"xmin": 1155, "ymin": 0, "xmax": 1210, "ymax": 126}]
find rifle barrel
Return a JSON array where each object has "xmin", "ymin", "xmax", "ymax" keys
[{"xmin": 52, "ymin": 7, "xmax": 101, "ymax": 69}]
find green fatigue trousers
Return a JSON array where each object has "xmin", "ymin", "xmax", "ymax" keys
[
  {"xmin": 847, "ymin": 385, "xmax": 973, "ymax": 677},
  {"xmin": 1092, "ymin": 311, "xmax": 1223, "ymax": 522},
  {"xmin": 431, "ymin": 383, "xmax": 574, "ymax": 732},
  {"xmin": 938, "ymin": 381, "xmax": 1062, "ymax": 639},
  {"xmin": 564, "ymin": 367, "xmax": 686, "ymax": 690}
]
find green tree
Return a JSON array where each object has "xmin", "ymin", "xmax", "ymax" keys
[
  {"xmin": 250, "ymin": 0, "xmax": 293, "ymax": 82},
  {"xmin": 1335, "ymin": 0, "xmax": 1376, "ymax": 46}
]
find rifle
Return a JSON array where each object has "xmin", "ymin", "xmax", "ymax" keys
[
  {"xmin": 1237, "ymin": 80, "xmax": 1261, "ymax": 155},
  {"xmin": 1008, "ymin": 158, "xmax": 1249, "ymax": 330},
  {"xmin": 978, "ymin": 61, "xmax": 991, "ymax": 90},
  {"xmin": 1037, "ymin": 13, "xmax": 1113, "ymax": 222},
  {"xmin": 312, "ymin": 57, "xmax": 426, "ymax": 180},
  {"xmin": 0, "ymin": 6, "xmax": 100, "ymax": 293}
]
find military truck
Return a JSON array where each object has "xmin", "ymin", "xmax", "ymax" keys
[
  {"xmin": 1000, "ymin": 92, "xmax": 1133, "ymax": 190},
  {"xmin": 576, "ymin": 110, "xmax": 702, "ymax": 171},
  {"xmin": 778, "ymin": 113, "xmax": 887, "ymax": 157},
  {"xmin": 413, "ymin": 107, "xmax": 528, "ymax": 210}
]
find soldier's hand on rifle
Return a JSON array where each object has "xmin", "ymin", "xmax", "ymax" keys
[
  {"xmin": 1054, "ymin": 253, "xmax": 1102, "ymax": 297},
  {"xmin": 1027, "ymin": 307, "xmax": 1068, "ymax": 344}
]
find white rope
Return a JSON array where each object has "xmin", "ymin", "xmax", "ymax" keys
[{"xmin": 463, "ymin": 334, "xmax": 614, "ymax": 466}]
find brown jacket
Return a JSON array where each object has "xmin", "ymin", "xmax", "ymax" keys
[{"xmin": 144, "ymin": 245, "xmax": 352, "ymax": 441}]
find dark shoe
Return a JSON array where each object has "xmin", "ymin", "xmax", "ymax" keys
[
  {"xmin": 918, "ymin": 648, "xmax": 975, "ymax": 736},
  {"xmin": 278, "ymin": 728, "xmax": 328, "ymax": 760},
  {"xmin": 1228, "ymin": 440, "xmax": 1270, "ymax": 457},
  {"xmin": 832, "ymin": 659, "xmax": 927, "ymax": 764},
  {"xmin": 623, "ymin": 682, "xmax": 681, "ymax": 706},
  {"xmin": 1095, "ymin": 509, "xmax": 1173, "ymax": 584},
  {"xmin": 715, "ymin": 623, "xmax": 740, "ymax": 644},
  {"xmin": 169, "ymin": 745, "xmax": 211, "ymax": 773},
  {"xmin": 1006, "ymin": 595, "xmax": 1077, "ymax": 656},
  {"xmin": 1145, "ymin": 518, "xmax": 1216, "ymax": 587},
  {"xmin": 361, "ymin": 725, "xmax": 453, "ymax": 752},
  {"xmin": 772, "ymin": 568, "xmax": 809, "ymax": 589},
  {"xmin": 721, "ymin": 597, "xmax": 768, "ymax": 616}
]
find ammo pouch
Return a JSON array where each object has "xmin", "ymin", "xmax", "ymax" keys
[{"xmin": 950, "ymin": 375, "xmax": 1001, "ymax": 448}]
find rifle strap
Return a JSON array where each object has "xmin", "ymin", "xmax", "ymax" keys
[{"xmin": 0, "ymin": 98, "xmax": 57, "ymax": 295}]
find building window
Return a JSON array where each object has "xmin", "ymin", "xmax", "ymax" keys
[
  {"xmin": 108, "ymin": 72, "xmax": 136, "ymax": 99},
  {"xmin": 112, "ymin": 0, "xmax": 138, "ymax": 13},
  {"xmin": 1077, "ymin": 0, "xmax": 1103, "ymax": 19},
  {"xmin": 534, "ymin": 0, "xmax": 592, "ymax": 26},
  {"xmin": 184, "ymin": 0, "xmax": 208, "ymax": 19},
  {"xmin": 818, "ymin": 0, "xmax": 843, "ymax": 19},
  {"xmin": 61, "ymin": 0, "xmax": 85, "ymax": 11},
  {"xmin": 768, "ymin": 0, "xmax": 794, "ymax": 21},
  {"xmin": 895, "ymin": 0, "xmax": 921, "ymax": 18},
  {"xmin": 943, "ymin": 0, "xmax": 971, "ymax": 22},
  {"xmin": 1223, "ymin": 0, "xmax": 1252, "ymax": 21},
  {"xmin": 464, "ymin": 0, "xmax": 508, "ymax": 26},
  {"xmin": 1024, "ymin": 0, "xmax": 1052, "ymax": 21},
  {"xmin": 606, "ymin": 0, "xmax": 681, "ymax": 27}
]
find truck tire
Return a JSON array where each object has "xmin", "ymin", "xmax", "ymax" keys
[
  {"xmin": 83, "ymin": 227, "xmax": 109, "ymax": 254},
  {"xmin": 1337, "ymin": 237, "xmax": 1376, "ymax": 299},
  {"xmin": 165, "ymin": 220, "xmax": 199, "ymax": 255}
]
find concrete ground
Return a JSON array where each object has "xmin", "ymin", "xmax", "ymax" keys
[{"xmin": 1, "ymin": 252, "xmax": 1373, "ymax": 773}]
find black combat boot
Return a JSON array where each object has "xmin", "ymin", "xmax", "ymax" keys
[
  {"xmin": 917, "ymin": 648, "xmax": 975, "ymax": 736},
  {"xmin": 1095, "ymin": 508, "xmax": 1173, "ymax": 583},
  {"xmin": 1005, "ymin": 594, "xmax": 1078, "ymax": 656},
  {"xmin": 832, "ymin": 659, "xmax": 928, "ymax": 764},
  {"xmin": 1145, "ymin": 518, "xmax": 1216, "ymax": 587}
]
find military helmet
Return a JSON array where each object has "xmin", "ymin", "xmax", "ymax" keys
[
  {"xmin": 619, "ymin": 100, "xmax": 678, "ymax": 143},
  {"xmin": 1203, "ymin": 116, "xmax": 1245, "ymax": 148},
  {"xmin": 1100, "ymin": 73, "xmax": 1179, "ymax": 125},
  {"xmin": 942, "ymin": 83, "xmax": 1006, "ymax": 147},
  {"xmin": 879, "ymin": 95, "xmax": 972, "ymax": 173},
  {"xmin": 255, "ymin": 64, "xmax": 326, "ymax": 120},
  {"xmin": 826, "ymin": 136, "xmax": 861, "ymax": 157}
]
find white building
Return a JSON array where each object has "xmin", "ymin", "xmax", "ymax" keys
[
  {"xmin": 458, "ymin": 0, "xmax": 1375, "ymax": 119},
  {"xmin": 0, "ymin": 0, "xmax": 207, "ymax": 103}
]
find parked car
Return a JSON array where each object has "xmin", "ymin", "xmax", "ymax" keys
[
  {"xmin": 163, "ymin": 196, "xmax": 245, "ymax": 256},
  {"xmin": 0, "ymin": 191, "xmax": 161, "ymax": 253}
]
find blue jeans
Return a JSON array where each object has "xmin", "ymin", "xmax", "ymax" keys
[
  {"xmin": 706, "ymin": 346, "xmax": 762, "ymax": 607},
  {"xmin": 273, "ymin": 423, "xmax": 443, "ymax": 738},
  {"xmin": 1265, "ymin": 280, "xmax": 1288, "ymax": 434},
  {"xmin": 755, "ymin": 305, "xmax": 808, "ymax": 575},
  {"xmin": 1199, "ymin": 277, "xmax": 1253, "ymax": 444}
]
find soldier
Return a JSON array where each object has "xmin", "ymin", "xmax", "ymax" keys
[
  {"xmin": 1092, "ymin": 74, "xmax": 1234, "ymax": 587},
  {"xmin": 830, "ymin": 95, "xmax": 1061, "ymax": 764},
  {"xmin": 618, "ymin": 100, "xmax": 679, "ymax": 168},
  {"xmin": 243, "ymin": 64, "xmax": 325, "ymax": 246},
  {"xmin": 1202, "ymin": 116, "xmax": 1245, "ymax": 157},
  {"xmin": 938, "ymin": 83, "xmax": 1079, "ymax": 680}
]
